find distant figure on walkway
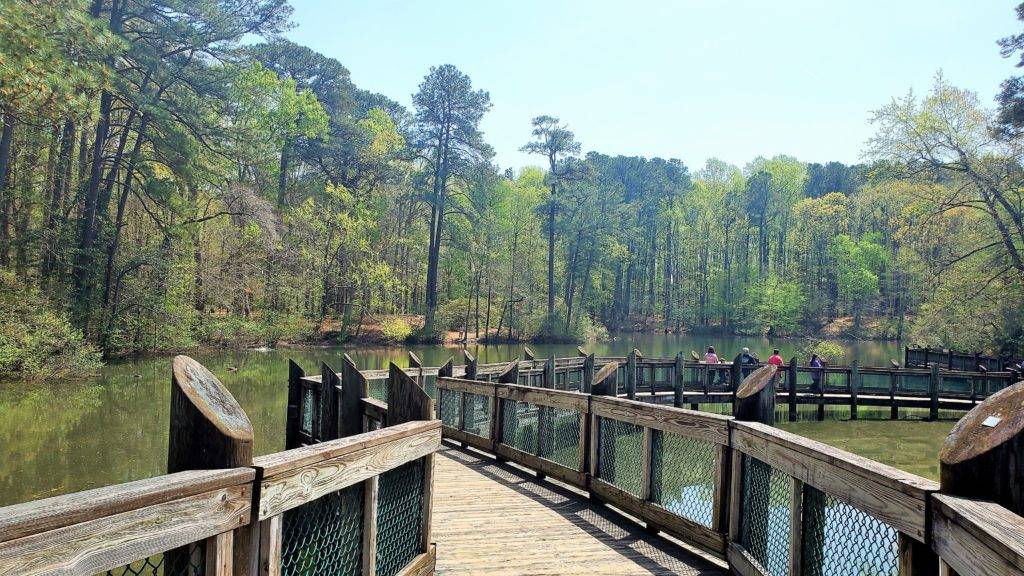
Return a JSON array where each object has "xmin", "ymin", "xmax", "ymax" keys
[
  {"xmin": 768, "ymin": 349, "xmax": 784, "ymax": 366},
  {"xmin": 809, "ymin": 353, "xmax": 824, "ymax": 393},
  {"xmin": 740, "ymin": 347, "xmax": 759, "ymax": 378},
  {"xmin": 705, "ymin": 346, "xmax": 719, "ymax": 364},
  {"xmin": 705, "ymin": 346, "xmax": 727, "ymax": 386}
]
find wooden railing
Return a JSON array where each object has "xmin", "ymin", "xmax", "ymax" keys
[
  {"xmin": 0, "ymin": 356, "xmax": 441, "ymax": 576},
  {"xmin": 430, "ymin": 361, "xmax": 1024, "ymax": 576}
]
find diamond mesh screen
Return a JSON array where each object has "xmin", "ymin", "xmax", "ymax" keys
[
  {"xmin": 463, "ymin": 392, "xmax": 491, "ymax": 438},
  {"xmin": 438, "ymin": 388, "xmax": 461, "ymax": 428},
  {"xmin": 538, "ymin": 406, "xmax": 581, "ymax": 469},
  {"xmin": 801, "ymin": 485, "xmax": 899, "ymax": 576},
  {"xmin": 368, "ymin": 378, "xmax": 388, "ymax": 402},
  {"xmin": 597, "ymin": 417, "xmax": 645, "ymax": 496},
  {"xmin": 501, "ymin": 398, "xmax": 538, "ymax": 454},
  {"xmin": 301, "ymin": 386, "xmax": 315, "ymax": 435},
  {"xmin": 103, "ymin": 543, "xmax": 205, "ymax": 576},
  {"xmin": 281, "ymin": 483, "xmax": 364, "ymax": 576},
  {"xmin": 376, "ymin": 459, "xmax": 425, "ymax": 576},
  {"xmin": 650, "ymin": 430, "xmax": 716, "ymax": 527},
  {"xmin": 739, "ymin": 455, "xmax": 791, "ymax": 576}
]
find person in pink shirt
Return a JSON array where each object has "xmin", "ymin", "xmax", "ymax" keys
[
  {"xmin": 768, "ymin": 349, "xmax": 784, "ymax": 367},
  {"xmin": 704, "ymin": 346, "xmax": 720, "ymax": 364}
]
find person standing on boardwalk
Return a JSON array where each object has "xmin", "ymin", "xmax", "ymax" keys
[
  {"xmin": 705, "ymin": 346, "xmax": 726, "ymax": 385},
  {"xmin": 809, "ymin": 353, "xmax": 824, "ymax": 393},
  {"xmin": 740, "ymin": 347, "xmax": 759, "ymax": 377},
  {"xmin": 768, "ymin": 349, "xmax": 785, "ymax": 387}
]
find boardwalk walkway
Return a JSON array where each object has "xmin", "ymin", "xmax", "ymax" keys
[{"xmin": 432, "ymin": 442, "xmax": 727, "ymax": 576}]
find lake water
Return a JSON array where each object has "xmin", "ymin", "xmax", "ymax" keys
[{"xmin": 0, "ymin": 334, "xmax": 953, "ymax": 507}]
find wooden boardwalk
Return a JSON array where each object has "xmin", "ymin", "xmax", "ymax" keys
[{"xmin": 432, "ymin": 442, "xmax": 727, "ymax": 576}]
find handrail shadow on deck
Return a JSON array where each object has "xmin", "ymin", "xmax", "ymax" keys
[{"xmin": 438, "ymin": 441, "xmax": 726, "ymax": 576}]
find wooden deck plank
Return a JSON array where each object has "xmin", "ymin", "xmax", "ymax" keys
[{"xmin": 432, "ymin": 443, "xmax": 727, "ymax": 576}]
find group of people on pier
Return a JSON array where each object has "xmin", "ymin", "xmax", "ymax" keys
[{"xmin": 702, "ymin": 345, "xmax": 825, "ymax": 391}]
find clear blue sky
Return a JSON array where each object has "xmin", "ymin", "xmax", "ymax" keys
[{"xmin": 285, "ymin": 0, "xmax": 1021, "ymax": 172}]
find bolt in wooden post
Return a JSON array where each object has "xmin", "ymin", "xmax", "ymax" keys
[
  {"xmin": 935, "ymin": 381, "xmax": 1024, "ymax": 576},
  {"xmin": 734, "ymin": 365, "xmax": 777, "ymax": 426},
  {"xmin": 168, "ymin": 355, "xmax": 254, "ymax": 576}
]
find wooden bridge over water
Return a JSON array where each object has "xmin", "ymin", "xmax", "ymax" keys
[{"xmin": 1, "ymin": 351, "xmax": 1023, "ymax": 576}]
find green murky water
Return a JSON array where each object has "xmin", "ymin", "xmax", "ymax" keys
[{"xmin": 0, "ymin": 335, "xmax": 952, "ymax": 507}]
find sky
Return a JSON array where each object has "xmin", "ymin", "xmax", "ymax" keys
[{"xmin": 284, "ymin": 0, "xmax": 1022, "ymax": 172}]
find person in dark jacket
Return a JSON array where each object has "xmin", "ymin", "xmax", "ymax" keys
[{"xmin": 809, "ymin": 353, "xmax": 824, "ymax": 393}]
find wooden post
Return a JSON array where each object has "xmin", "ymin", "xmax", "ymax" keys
[
  {"xmin": 385, "ymin": 363, "xmax": 435, "ymax": 560},
  {"xmin": 340, "ymin": 354, "xmax": 368, "ymax": 435},
  {"xmin": 734, "ymin": 365, "xmax": 777, "ymax": 426},
  {"xmin": 582, "ymin": 353, "xmax": 595, "ymax": 393},
  {"xmin": 438, "ymin": 357, "xmax": 453, "ymax": 378},
  {"xmin": 543, "ymin": 355, "xmax": 554, "ymax": 389},
  {"xmin": 788, "ymin": 478, "xmax": 804, "ymax": 576},
  {"xmin": 626, "ymin": 349, "xmax": 638, "ymax": 400},
  {"xmin": 788, "ymin": 357, "xmax": 798, "ymax": 422},
  {"xmin": 890, "ymin": 368, "xmax": 900, "ymax": 420},
  {"xmin": 539, "ymin": 356, "xmax": 555, "ymax": 476},
  {"xmin": 496, "ymin": 358, "xmax": 519, "ymax": 384},
  {"xmin": 730, "ymin": 353, "xmax": 743, "ymax": 393},
  {"xmin": 408, "ymin": 351, "xmax": 423, "ymax": 388},
  {"xmin": 285, "ymin": 360, "xmax": 304, "ymax": 450},
  {"xmin": 850, "ymin": 360, "xmax": 859, "ymax": 421},
  {"xmin": 320, "ymin": 362, "xmax": 341, "ymax": 441},
  {"xmin": 940, "ymin": 380, "xmax": 1024, "ymax": 512},
  {"xmin": 673, "ymin": 352, "xmax": 684, "ymax": 408},
  {"xmin": 168, "ymin": 355, "xmax": 254, "ymax": 576},
  {"xmin": 464, "ymin": 350, "xmax": 478, "ymax": 380},
  {"xmin": 934, "ymin": 382, "xmax": 1024, "ymax": 576},
  {"xmin": 929, "ymin": 363, "xmax": 941, "ymax": 421}
]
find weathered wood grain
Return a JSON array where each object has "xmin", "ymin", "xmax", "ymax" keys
[
  {"xmin": 254, "ymin": 420, "xmax": 439, "ymax": 477},
  {"xmin": 258, "ymin": 515, "xmax": 282, "ymax": 576},
  {"xmin": 0, "ymin": 484, "xmax": 250, "ymax": 576},
  {"xmin": 436, "ymin": 377, "xmax": 495, "ymax": 396},
  {"xmin": 494, "ymin": 383, "xmax": 589, "ymax": 412},
  {"xmin": 396, "ymin": 545, "xmax": 436, "ymax": 576},
  {"xmin": 388, "ymin": 362, "xmax": 433, "ymax": 425},
  {"xmin": 0, "ymin": 468, "xmax": 253, "ymax": 544},
  {"xmin": 730, "ymin": 423, "xmax": 936, "ymax": 541},
  {"xmin": 205, "ymin": 531, "xmax": 233, "ymax": 576},
  {"xmin": 590, "ymin": 396, "xmax": 730, "ymax": 445},
  {"xmin": 362, "ymin": 397, "xmax": 388, "ymax": 424},
  {"xmin": 932, "ymin": 494, "xmax": 1024, "ymax": 576},
  {"xmin": 492, "ymin": 443, "xmax": 586, "ymax": 488},
  {"xmin": 728, "ymin": 543, "xmax": 771, "ymax": 576},
  {"xmin": 258, "ymin": 426, "xmax": 441, "ymax": 519}
]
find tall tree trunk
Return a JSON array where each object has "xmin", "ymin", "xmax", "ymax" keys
[{"xmin": 547, "ymin": 198, "xmax": 556, "ymax": 318}]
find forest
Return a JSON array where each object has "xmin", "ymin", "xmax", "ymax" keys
[{"xmin": 2, "ymin": 0, "xmax": 1024, "ymax": 378}]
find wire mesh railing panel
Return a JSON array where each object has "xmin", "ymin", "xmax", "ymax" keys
[
  {"xmin": 368, "ymin": 378, "xmax": 388, "ymax": 402},
  {"xmin": 281, "ymin": 483, "xmax": 364, "ymax": 576},
  {"xmin": 801, "ymin": 485, "xmax": 899, "ymax": 576},
  {"xmin": 102, "ymin": 543, "xmax": 205, "ymax": 576},
  {"xmin": 597, "ymin": 417, "xmax": 645, "ymax": 496},
  {"xmin": 376, "ymin": 459, "xmax": 425, "ymax": 576},
  {"xmin": 537, "ymin": 406, "xmax": 581, "ymax": 469},
  {"xmin": 650, "ymin": 431, "xmax": 716, "ymax": 527},
  {"xmin": 501, "ymin": 398, "xmax": 538, "ymax": 454},
  {"xmin": 940, "ymin": 375, "xmax": 972, "ymax": 395},
  {"xmin": 422, "ymin": 374, "xmax": 437, "ymax": 399},
  {"xmin": 739, "ymin": 455, "xmax": 791, "ymax": 576},
  {"xmin": 463, "ymin": 392, "xmax": 491, "ymax": 438},
  {"xmin": 438, "ymin": 388, "xmax": 461, "ymax": 429},
  {"xmin": 898, "ymin": 373, "xmax": 930, "ymax": 393},
  {"xmin": 859, "ymin": 372, "xmax": 893, "ymax": 392}
]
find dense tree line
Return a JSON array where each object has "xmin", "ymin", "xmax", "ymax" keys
[{"xmin": 1, "ymin": 0, "xmax": 1023, "ymax": 377}]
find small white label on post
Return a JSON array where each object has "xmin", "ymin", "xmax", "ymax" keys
[{"xmin": 982, "ymin": 416, "xmax": 1002, "ymax": 428}]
